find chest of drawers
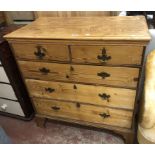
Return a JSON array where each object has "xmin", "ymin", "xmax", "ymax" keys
[{"xmin": 4, "ymin": 16, "xmax": 150, "ymax": 143}]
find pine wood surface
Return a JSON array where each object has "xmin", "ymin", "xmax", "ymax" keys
[
  {"xmin": 18, "ymin": 61, "xmax": 139, "ymax": 89},
  {"xmin": 4, "ymin": 16, "xmax": 150, "ymax": 41},
  {"xmin": 26, "ymin": 79, "xmax": 136, "ymax": 110},
  {"xmin": 71, "ymin": 45, "xmax": 143, "ymax": 65},
  {"xmin": 11, "ymin": 43, "xmax": 69, "ymax": 62},
  {"xmin": 4, "ymin": 16, "xmax": 151, "ymax": 143},
  {"xmin": 33, "ymin": 98, "xmax": 133, "ymax": 129}
]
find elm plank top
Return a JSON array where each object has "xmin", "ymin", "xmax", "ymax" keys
[{"xmin": 4, "ymin": 16, "xmax": 151, "ymax": 41}]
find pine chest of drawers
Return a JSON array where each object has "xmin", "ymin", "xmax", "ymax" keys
[{"xmin": 4, "ymin": 16, "xmax": 151, "ymax": 143}]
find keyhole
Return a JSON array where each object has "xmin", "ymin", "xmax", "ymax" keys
[
  {"xmin": 70, "ymin": 66, "xmax": 74, "ymax": 71},
  {"xmin": 73, "ymin": 85, "xmax": 77, "ymax": 89},
  {"xmin": 66, "ymin": 75, "xmax": 69, "ymax": 78},
  {"xmin": 76, "ymin": 103, "xmax": 80, "ymax": 108}
]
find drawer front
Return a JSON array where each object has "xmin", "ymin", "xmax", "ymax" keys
[
  {"xmin": 0, "ymin": 67, "xmax": 10, "ymax": 83},
  {"xmin": 33, "ymin": 98, "xmax": 133, "ymax": 129},
  {"xmin": 71, "ymin": 45, "xmax": 143, "ymax": 65},
  {"xmin": 11, "ymin": 43, "xmax": 69, "ymax": 62},
  {"xmin": 0, "ymin": 83, "xmax": 17, "ymax": 100},
  {"xmin": 26, "ymin": 80, "xmax": 136, "ymax": 110},
  {"xmin": 19, "ymin": 61, "xmax": 139, "ymax": 89},
  {"xmin": 0, "ymin": 98, "xmax": 24, "ymax": 116}
]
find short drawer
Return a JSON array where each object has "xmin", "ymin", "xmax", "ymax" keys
[
  {"xmin": 0, "ymin": 98, "xmax": 24, "ymax": 116},
  {"xmin": 0, "ymin": 83, "xmax": 17, "ymax": 100},
  {"xmin": 71, "ymin": 45, "xmax": 143, "ymax": 65},
  {"xmin": 19, "ymin": 61, "xmax": 139, "ymax": 89},
  {"xmin": 33, "ymin": 98, "xmax": 133, "ymax": 129},
  {"xmin": 26, "ymin": 80, "xmax": 136, "ymax": 110},
  {"xmin": 11, "ymin": 43, "xmax": 69, "ymax": 62},
  {"xmin": 0, "ymin": 67, "xmax": 10, "ymax": 83}
]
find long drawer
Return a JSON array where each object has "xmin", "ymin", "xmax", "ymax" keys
[
  {"xmin": 71, "ymin": 45, "xmax": 143, "ymax": 65},
  {"xmin": 26, "ymin": 79, "xmax": 136, "ymax": 110},
  {"xmin": 11, "ymin": 43, "xmax": 69, "ymax": 62},
  {"xmin": 33, "ymin": 98, "xmax": 133, "ymax": 129},
  {"xmin": 19, "ymin": 61, "xmax": 139, "ymax": 89}
]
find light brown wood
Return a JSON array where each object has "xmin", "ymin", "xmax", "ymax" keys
[
  {"xmin": 11, "ymin": 43, "xmax": 69, "ymax": 62},
  {"xmin": 7, "ymin": 38, "xmax": 149, "ymax": 46},
  {"xmin": 26, "ymin": 79, "xmax": 136, "ymax": 110},
  {"xmin": 5, "ymin": 16, "xmax": 150, "ymax": 143},
  {"xmin": 19, "ymin": 61, "xmax": 139, "ymax": 89},
  {"xmin": 34, "ymin": 11, "xmax": 113, "ymax": 18},
  {"xmin": 33, "ymin": 98, "xmax": 133, "ymax": 129},
  {"xmin": 4, "ymin": 16, "xmax": 151, "ymax": 41},
  {"xmin": 71, "ymin": 45, "xmax": 143, "ymax": 65}
]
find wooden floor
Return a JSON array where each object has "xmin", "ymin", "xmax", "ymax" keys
[{"xmin": 0, "ymin": 115, "xmax": 123, "ymax": 144}]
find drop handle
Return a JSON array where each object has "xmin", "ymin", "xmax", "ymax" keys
[
  {"xmin": 99, "ymin": 112, "xmax": 110, "ymax": 118},
  {"xmin": 97, "ymin": 72, "xmax": 110, "ymax": 79},
  {"xmin": 97, "ymin": 48, "xmax": 111, "ymax": 62},
  {"xmin": 51, "ymin": 106, "xmax": 60, "ymax": 111},
  {"xmin": 45, "ymin": 87, "xmax": 55, "ymax": 93},
  {"xmin": 34, "ymin": 45, "xmax": 46, "ymax": 59},
  {"xmin": 39, "ymin": 67, "xmax": 50, "ymax": 74},
  {"xmin": 98, "ymin": 93, "xmax": 111, "ymax": 102}
]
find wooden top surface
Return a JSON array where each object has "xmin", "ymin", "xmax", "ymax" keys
[{"xmin": 4, "ymin": 16, "xmax": 151, "ymax": 41}]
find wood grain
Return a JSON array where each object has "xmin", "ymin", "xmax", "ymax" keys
[
  {"xmin": 33, "ymin": 98, "xmax": 133, "ymax": 129},
  {"xmin": 7, "ymin": 38, "xmax": 149, "ymax": 46},
  {"xmin": 4, "ymin": 16, "xmax": 150, "ymax": 143},
  {"xmin": 26, "ymin": 79, "xmax": 136, "ymax": 110},
  {"xmin": 19, "ymin": 61, "xmax": 139, "ymax": 89},
  {"xmin": 4, "ymin": 16, "xmax": 151, "ymax": 41},
  {"xmin": 71, "ymin": 45, "xmax": 143, "ymax": 65},
  {"xmin": 34, "ymin": 11, "xmax": 114, "ymax": 18},
  {"xmin": 11, "ymin": 43, "xmax": 69, "ymax": 62}
]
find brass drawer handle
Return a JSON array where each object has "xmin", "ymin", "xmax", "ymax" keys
[
  {"xmin": 34, "ymin": 46, "xmax": 46, "ymax": 59},
  {"xmin": 99, "ymin": 112, "xmax": 110, "ymax": 118},
  {"xmin": 97, "ymin": 48, "xmax": 111, "ymax": 62},
  {"xmin": 39, "ymin": 67, "xmax": 50, "ymax": 74},
  {"xmin": 45, "ymin": 87, "xmax": 55, "ymax": 93},
  {"xmin": 51, "ymin": 106, "xmax": 60, "ymax": 111},
  {"xmin": 99, "ymin": 93, "xmax": 110, "ymax": 102},
  {"xmin": 97, "ymin": 72, "xmax": 110, "ymax": 79}
]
